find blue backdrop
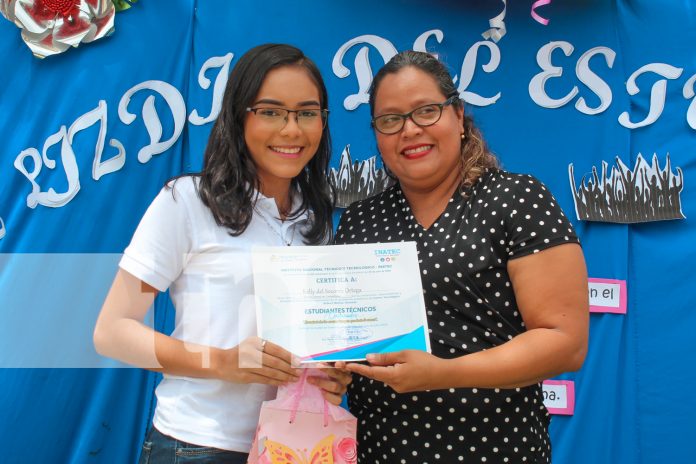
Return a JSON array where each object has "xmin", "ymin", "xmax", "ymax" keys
[{"xmin": 1, "ymin": 0, "xmax": 695, "ymax": 462}]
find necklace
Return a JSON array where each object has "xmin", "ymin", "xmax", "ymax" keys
[{"xmin": 255, "ymin": 209, "xmax": 296, "ymax": 246}]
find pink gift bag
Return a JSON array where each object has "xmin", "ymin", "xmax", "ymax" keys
[{"xmin": 247, "ymin": 368, "xmax": 358, "ymax": 464}]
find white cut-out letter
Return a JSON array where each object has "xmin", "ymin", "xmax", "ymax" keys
[
  {"xmin": 618, "ymin": 63, "xmax": 683, "ymax": 128},
  {"xmin": 529, "ymin": 41, "xmax": 578, "ymax": 108},
  {"xmin": 456, "ymin": 41, "xmax": 501, "ymax": 106},
  {"xmin": 575, "ymin": 46, "xmax": 615, "ymax": 115},
  {"xmin": 332, "ymin": 35, "xmax": 398, "ymax": 110},
  {"xmin": 0, "ymin": 216, "xmax": 5, "ymax": 240},
  {"xmin": 67, "ymin": 100, "xmax": 126, "ymax": 181},
  {"xmin": 40, "ymin": 126, "xmax": 81, "ymax": 207},
  {"xmin": 682, "ymin": 73, "xmax": 696, "ymax": 130},
  {"xmin": 14, "ymin": 148, "xmax": 42, "ymax": 208},
  {"xmin": 14, "ymin": 127, "xmax": 81, "ymax": 208},
  {"xmin": 119, "ymin": 80, "xmax": 186, "ymax": 163},
  {"xmin": 413, "ymin": 29, "xmax": 444, "ymax": 59},
  {"xmin": 189, "ymin": 53, "xmax": 234, "ymax": 125}
]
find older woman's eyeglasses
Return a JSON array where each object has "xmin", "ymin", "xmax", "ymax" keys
[
  {"xmin": 246, "ymin": 107, "xmax": 329, "ymax": 129},
  {"xmin": 371, "ymin": 95, "xmax": 459, "ymax": 135}
]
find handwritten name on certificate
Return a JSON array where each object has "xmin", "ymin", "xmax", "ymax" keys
[{"xmin": 251, "ymin": 242, "xmax": 431, "ymax": 362}]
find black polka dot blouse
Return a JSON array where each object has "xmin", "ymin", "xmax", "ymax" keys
[{"xmin": 334, "ymin": 169, "xmax": 580, "ymax": 464}]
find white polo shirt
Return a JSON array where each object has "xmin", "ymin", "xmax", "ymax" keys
[{"xmin": 120, "ymin": 176, "xmax": 313, "ymax": 452}]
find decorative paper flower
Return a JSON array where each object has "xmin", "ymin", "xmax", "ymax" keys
[
  {"xmin": 1, "ymin": 0, "xmax": 115, "ymax": 58},
  {"xmin": 334, "ymin": 437, "xmax": 358, "ymax": 464},
  {"xmin": 111, "ymin": 0, "xmax": 137, "ymax": 12},
  {"xmin": 0, "ymin": 0, "xmax": 14, "ymax": 19}
]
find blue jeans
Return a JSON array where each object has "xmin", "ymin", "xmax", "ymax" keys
[{"xmin": 138, "ymin": 426, "xmax": 249, "ymax": 464}]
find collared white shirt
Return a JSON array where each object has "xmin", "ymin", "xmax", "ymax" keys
[{"xmin": 120, "ymin": 176, "xmax": 312, "ymax": 452}]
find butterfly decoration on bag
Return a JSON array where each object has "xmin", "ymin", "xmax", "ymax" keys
[
  {"xmin": 247, "ymin": 368, "xmax": 358, "ymax": 464},
  {"xmin": 263, "ymin": 434, "xmax": 335, "ymax": 464}
]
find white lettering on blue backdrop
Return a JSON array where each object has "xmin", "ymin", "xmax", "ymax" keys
[
  {"xmin": 333, "ymin": 31, "xmax": 503, "ymax": 108},
  {"xmin": 118, "ymin": 80, "xmax": 186, "ymax": 164},
  {"xmin": 5, "ymin": 42, "xmax": 696, "ymax": 240},
  {"xmin": 618, "ymin": 63, "xmax": 683, "ymax": 128},
  {"xmin": 456, "ymin": 40, "xmax": 501, "ymax": 106},
  {"xmin": 70, "ymin": 100, "xmax": 126, "ymax": 181},
  {"xmin": 332, "ymin": 34, "xmax": 399, "ymax": 111},
  {"xmin": 575, "ymin": 47, "xmax": 616, "ymax": 115},
  {"xmin": 188, "ymin": 53, "xmax": 234, "ymax": 126},
  {"xmin": 683, "ymin": 74, "xmax": 696, "ymax": 130},
  {"xmin": 529, "ymin": 41, "xmax": 579, "ymax": 108},
  {"xmin": 13, "ymin": 126, "xmax": 80, "ymax": 208}
]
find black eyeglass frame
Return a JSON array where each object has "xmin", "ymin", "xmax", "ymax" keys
[
  {"xmin": 371, "ymin": 95, "xmax": 460, "ymax": 135},
  {"xmin": 245, "ymin": 107, "xmax": 330, "ymax": 128}
]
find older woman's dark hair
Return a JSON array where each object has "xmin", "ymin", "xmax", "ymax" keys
[
  {"xmin": 197, "ymin": 43, "xmax": 334, "ymax": 244},
  {"xmin": 369, "ymin": 50, "xmax": 498, "ymax": 190}
]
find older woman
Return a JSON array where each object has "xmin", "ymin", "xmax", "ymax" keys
[{"xmin": 335, "ymin": 51, "xmax": 588, "ymax": 463}]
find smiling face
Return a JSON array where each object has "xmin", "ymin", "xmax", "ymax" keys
[
  {"xmin": 372, "ymin": 66, "xmax": 464, "ymax": 193},
  {"xmin": 244, "ymin": 65, "xmax": 324, "ymax": 196}
]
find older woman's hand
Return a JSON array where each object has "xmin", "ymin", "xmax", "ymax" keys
[{"xmin": 336, "ymin": 351, "xmax": 449, "ymax": 393}]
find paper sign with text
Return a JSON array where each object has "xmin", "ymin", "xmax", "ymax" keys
[
  {"xmin": 543, "ymin": 380, "xmax": 575, "ymax": 415},
  {"xmin": 588, "ymin": 278, "xmax": 627, "ymax": 314}
]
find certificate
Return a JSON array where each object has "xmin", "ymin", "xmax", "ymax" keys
[{"xmin": 251, "ymin": 242, "xmax": 431, "ymax": 362}]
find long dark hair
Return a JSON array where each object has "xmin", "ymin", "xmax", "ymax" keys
[
  {"xmin": 369, "ymin": 50, "xmax": 498, "ymax": 190},
  {"xmin": 191, "ymin": 43, "xmax": 334, "ymax": 244}
]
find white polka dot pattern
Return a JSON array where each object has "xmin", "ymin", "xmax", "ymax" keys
[{"xmin": 334, "ymin": 170, "xmax": 579, "ymax": 463}]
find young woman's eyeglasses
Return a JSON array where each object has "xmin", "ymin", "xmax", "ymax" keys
[
  {"xmin": 371, "ymin": 95, "xmax": 459, "ymax": 135},
  {"xmin": 246, "ymin": 107, "xmax": 329, "ymax": 129}
]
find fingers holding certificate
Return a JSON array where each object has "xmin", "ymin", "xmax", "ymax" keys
[
  {"xmin": 251, "ymin": 242, "xmax": 431, "ymax": 363},
  {"xmin": 335, "ymin": 350, "xmax": 449, "ymax": 393},
  {"xmin": 220, "ymin": 337, "xmax": 300, "ymax": 386}
]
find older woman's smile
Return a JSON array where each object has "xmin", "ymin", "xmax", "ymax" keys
[{"xmin": 401, "ymin": 143, "xmax": 434, "ymax": 159}]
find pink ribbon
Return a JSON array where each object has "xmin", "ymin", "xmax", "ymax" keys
[
  {"xmin": 531, "ymin": 0, "xmax": 553, "ymax": 25},
  {"xmin": 288, "ymin": 368, "xmax": 309, "ymax": 424},
  {"xmin": 288, "ymin": 368, "xmax": 330, "ymax": 427}
]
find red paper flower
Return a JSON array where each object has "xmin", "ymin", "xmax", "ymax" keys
[
  {"xmin": 1, "ymin": 0, "xmax": 115, "ymax": 58},
  {"xmin": 334, "ymin": 437, "xmax": 358, "ymax": 464}
]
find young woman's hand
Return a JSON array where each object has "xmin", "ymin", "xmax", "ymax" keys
[
  {"xmin": 216, "ymin": 337, "xmax": 300, "ymax": 387},
  {"xmin": 308, "ymin": 366, "xmax": 353, "ymax": 405}
]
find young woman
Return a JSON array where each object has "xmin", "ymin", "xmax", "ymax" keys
[
  {"xmin": 335, "ymin": 51, "xmax": 589, "ymax": 463},
  {"xmin": 94, "ymin": 44, "xmax": 350, "ymax": 464}
]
